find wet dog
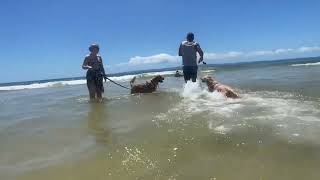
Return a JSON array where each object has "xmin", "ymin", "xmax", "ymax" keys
[
  {"xmin": 201, "ymin": 76, "xmax": 240, "ymax": 98},
  {"xmin": 130, "ymin": 75, "xmax": 165, "ymax": 94}
]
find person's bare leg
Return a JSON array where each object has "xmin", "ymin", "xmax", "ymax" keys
[
  {"xmin": 96, "ymin": 91, "xmax": 103, "ymax": 102},
  {"xmin": 89, "ymin": 92, "xmax": 96, "ymax": 102},
  {"xmin": 192, "ymin": 70, "xmax": 197, "ymax": 82}
]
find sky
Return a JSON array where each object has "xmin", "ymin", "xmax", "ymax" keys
[{"xmin": 0, "ymin": 0, "xmax": 320, "ymax": 83}]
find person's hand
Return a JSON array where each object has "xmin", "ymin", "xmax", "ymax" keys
[
  {"xmin": 82, "ymin": 65, "xmax": 92, "ymax": 70},
  {"xmin": 104, "ymin": 75, "xmax": 107, "ymax": 82},
  {"xmin": 198, "ymin": 56, "xmax": 204, "ymax": 64}
]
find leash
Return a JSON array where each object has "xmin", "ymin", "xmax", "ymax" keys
[{"xmin": 105, "ymin": 76, "xmax": 131, "ymax": 90}]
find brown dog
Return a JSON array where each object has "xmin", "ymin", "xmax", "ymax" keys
[
  {"xmin": 201, "ymin": 76, "xmax": 240, "ymax": 98},
  {"xmin": 130, "ymin": 75, "xmax": 165, "ymax": 94}
]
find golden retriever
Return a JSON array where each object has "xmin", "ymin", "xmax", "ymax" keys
[
  {"xmin": 130, "ymin": 75, "xmax": 165, "ymax": 94},
  {"xmin": 201, "ymin": 76, "xmax": 240, "ymax": 98}
]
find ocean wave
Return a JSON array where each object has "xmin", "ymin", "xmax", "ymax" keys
[
  {"xmin": 201, "ymin": 69, "xmax": 215, "ymax": 73},
  {"xmin": 0, "ymin": 70, "xmax": 179, "ymax": 91},
  {"xmin": 0, "ymin": 80, "xmax": 87, "ymax": 91},
  {"xmin": 0, "ymin": 68, "xmax": 218, "ymax": 91},
  {"xmin": 291, "ymin": 62, "xmax": 320, "ymax": 67},
  {"xmin": 0, "ymin": 69, "xmax": 216, "ymax": 91},
  {"xmin": 141, "ymin": 70, "xmax": 177, "ymax": 77}
]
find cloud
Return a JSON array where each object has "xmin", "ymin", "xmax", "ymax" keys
[
  {"xmin": 205, "ymin": 46, "xmax": 320, "ymax": 60},
  {"xmin": 112, "ymin": 46, "xmax": 320, "ymax": 69},
  {"xmin": 128, "ymin": 53, "xmax": 180, "ymax": 65},
  {"xmin": 274, "ymin": 48, "xmax": 294, "ymax": 54},
  {"xmin": 247, "ymin": 48, "xmax": 294, "ymax": 56},
  {"xmin": 205, "ymin": 51, "xmax": 244, "ymax": 60},
  {"xmin": 297, "ymin": 46, "xmax": 320, "ymax": 53}
]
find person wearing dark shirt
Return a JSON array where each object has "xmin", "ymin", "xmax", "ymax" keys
[
  {"xmin": 82, "ymin": 44, "xmax": 107, "ymax": 102},
  {"xmin": 179, "ymin": 32, "xmax": 204, "ymax": 83}
]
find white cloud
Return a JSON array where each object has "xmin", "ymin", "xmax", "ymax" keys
[
  {"xmin": 128, "ymin": 53, "xmax": 180, "ymax": 65},
  {"xmin": 297, "ymin": 46, "xmax": 320, "ymax": 53},
  {"xmin": 247, "ymin": 48, "xmax": 295, "ymax": 57},
  {"xmin": 112, "ymin": 46, "xmax": 320, "ymax": 69},
  {"xmin": 247, "ymin": 50, "xmax": 271, "ymax": 56},
  {"xmin": 274, "ymin": 48, "xmax": 294, "ymax": 54},
  {"xmin": 205, "ymin": 51, "xmax": 244, "ymax": 60}
]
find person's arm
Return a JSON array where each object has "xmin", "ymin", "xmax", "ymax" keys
[
  {"xmin": 100, "ymin": 58, "xmax": 106, "ymax": 76},
  {"xmin": 99, "ymin": 57, "xmax": 107, "ymax": 82},
  {"xmin": 178, "ymin": 43, "xmax": 183, "ymax": 56},
  {"xmin": 82, "ymin": 57, "xmax": 92, "ymax": 70},
  {"xmin": 196, "ymin": 44, "xmax": 204, "ymax": 63}
]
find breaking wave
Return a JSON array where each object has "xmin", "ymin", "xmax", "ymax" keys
[
  {"xmin": 0, "ymin": 80, "xmax": 87, "ymax": 91},
  {"xmin": 0, "ymin": 69, "xmax": 216, "ymax": 91},
  {"xmin": 291, "ymin": 62, "xmax": 320, "ymax": 67},
  {"xmin": 0, "ymin": 71, "xmax": 178, "ymax": 91}
]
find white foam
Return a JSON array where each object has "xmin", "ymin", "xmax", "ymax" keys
[
  {"xmin": 180, "ymin": 81, "xmax": 239, "ymax": 116},
  {"xmin": 0, "ymin": 70, "xmax": 178, "ymax": 91},
  {"xmin": 142, "ymin": 70, "xmax": 176, "ymax": 77},
  {"xmin": 179, "ymin": 84, "xmax": 320, "ymax": 122},
  {"xmin": 181, "ymin": 81, "xmax": 204, "ymax": 99},
  {"xmin": 201, "ymin": 69, "xmax": 215, "ymax": 73},
  {"xmin": 213, "ymin": 125, "xmax": 230, "ymax": 134},
  {"xmin": 0, "ymin": 69, "xmax": 218, "ymax": 91},
  {"xmin": 0, "ymin": 80, "xmax": 87, "ymax": 91},
  {"xmin": 108, "ymin": 75, "xmax": 137, "ymax": 82},
  {"xmin": 154, "ymin": 83, "xmax": 320, "ymax": 141},
  {"xmin": 291, "ymin": 62, "xmax": 320, "ymax": 67}
]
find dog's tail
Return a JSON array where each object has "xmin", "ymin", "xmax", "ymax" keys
[{"xmin": 130, "ymin": 76, "xmax": 136, "ymax": 87}]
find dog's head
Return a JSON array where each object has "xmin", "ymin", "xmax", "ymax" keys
[
  {"xmin": 152, "ymin": 75, "xmax": 165, "ymax": 83},
  {"xmin": 201, "ymin": 76, "xmax": 219, "ymax": 85},
  {"xmin": 201, "ymin": 76, "xmax": 213, "ymax": 82}
]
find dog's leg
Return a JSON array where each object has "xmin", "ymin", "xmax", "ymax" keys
[
  {"xmin": 226, "ymin": 89, "xmax": 239, "ymax": 99},
  {"xmin": 130, "ymin": 76, "xmax": 136, "ymax": 87}
]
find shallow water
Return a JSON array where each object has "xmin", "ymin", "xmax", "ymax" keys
[{"xmin": 0, "ymin": 60, "xmax": 320, "ymax": 179}]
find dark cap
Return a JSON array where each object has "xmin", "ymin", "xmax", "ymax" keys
[
  {"xmin": 186, "ymin": 32, "xmax": 194, "ymax": 42},
  {"xmin": 89, "ymin": 44, "xmax": 100, "ymax": 52}
]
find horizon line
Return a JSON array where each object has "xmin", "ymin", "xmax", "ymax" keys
[{"xmin": 0, "ymin": 56, "xmax": 319, "ymax": 85}]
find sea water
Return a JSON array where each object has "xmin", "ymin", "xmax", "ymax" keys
[{"xmin": 0, "ymin": 58, "xmax": 320, "ymax": 179}]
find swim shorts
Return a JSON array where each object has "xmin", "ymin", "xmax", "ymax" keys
[{"xmin": 183, "ymin": 66, "xmax": 198, "ymax": 82}]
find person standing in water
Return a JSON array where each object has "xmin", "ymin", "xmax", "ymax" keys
[
  {"xmin": 179, "ymin": 32, "xmax": 204, "ymax": 83},
  {"xmin": 82, "ymin": 44, "xmax": 107, "ymax": 102}
]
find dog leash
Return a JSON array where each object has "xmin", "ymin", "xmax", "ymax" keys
[{"xmin": 105, "ymin": 76, "xmax": 131, "ymax": 90}]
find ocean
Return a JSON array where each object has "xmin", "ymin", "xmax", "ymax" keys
[{"xmin": 0, "ymin": 57, "xmax": 320, "ymax": 180}]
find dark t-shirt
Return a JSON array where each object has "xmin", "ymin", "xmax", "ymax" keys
[
  {"xmin": 179, "ymin": 41, "xmax": 202, "ymax": 66},
  {"xmin": 82, "ymin": 55, "xmax": 106, "ymax": 77}
]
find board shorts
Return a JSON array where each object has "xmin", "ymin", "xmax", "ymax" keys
[
  {"xmin": 86, "ymin": 70, "xmax": 104, "ymax": 94},
  {"xmin": 183, "ymin": 66, "xmax": 198, "ymax": 82}
]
